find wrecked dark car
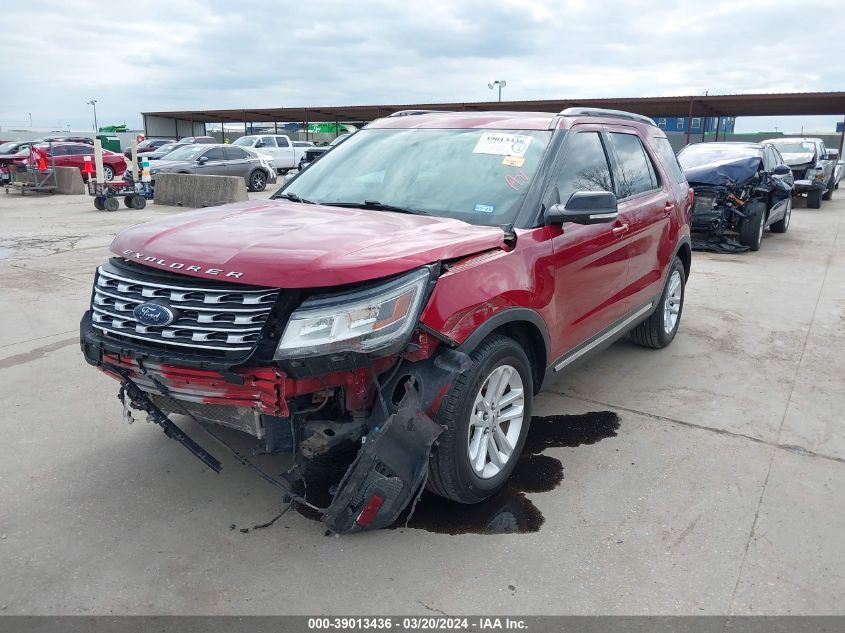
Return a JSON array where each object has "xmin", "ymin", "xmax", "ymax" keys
[
  {"xmin": 678, "ymin": 142, "xmax": 793, "ymax": 252},
  {"xmin": 763, "ymin": 137, "xmax": 838, "ymax": 209},
  {"xmin": 80, "ymin": 108, "xmax": 692, "ymax": 534}
]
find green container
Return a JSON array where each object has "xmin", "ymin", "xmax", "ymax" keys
[{"xmin": 96, "ymin": 134, "xmax": 121, "ymax": 152}]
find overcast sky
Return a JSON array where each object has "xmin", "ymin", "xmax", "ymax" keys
[{"xmin": 1, "ymin": 0, "xmax": 842, "ymax": 134}]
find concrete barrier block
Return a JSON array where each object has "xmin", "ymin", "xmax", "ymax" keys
[
  {"xmin": 55, "ymin": 167, "xmax": 85, "ymax": 194},
  {"xmin": 153, "ymin": 173, "xmax": 248, "ymax": 208}
]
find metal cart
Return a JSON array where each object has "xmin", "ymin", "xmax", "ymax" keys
[{"xmin": 88, "ymin": 177, "xmax": 153, "ymax": 211}]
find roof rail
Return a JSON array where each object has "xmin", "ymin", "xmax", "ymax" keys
[
  {"xmin": 387, "ymin": 109, "xmax": 453, "ymax": 117},
  {"xmin": 560, "ymin": 107, "xmax": 656, "ymax": 126}
]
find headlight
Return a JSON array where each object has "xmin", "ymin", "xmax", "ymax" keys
[
  {"xmin": 806, "ymin": 166, "xmax": 823, "ymax": 180},
  {"xmin": 274, "ymin": 267, "xmax": 432, "ymax": 359}
]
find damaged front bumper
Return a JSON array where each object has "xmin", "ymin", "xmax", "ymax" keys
[{"xmin": 81, "ymin": 313, "xmax": 467, "ymax": 534}]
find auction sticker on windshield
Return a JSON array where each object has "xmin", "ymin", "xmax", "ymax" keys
[{"xmin": 473, "ymin": 132, "xmax": 533, "ymax": 157}]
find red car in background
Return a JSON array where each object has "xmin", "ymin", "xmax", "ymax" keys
[{"xmin": 24, "ymin": 142, "xmax": 128, "ymax": 181}]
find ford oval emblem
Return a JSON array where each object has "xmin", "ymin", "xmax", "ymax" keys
[{"xmin": 133, "ymin": 302, "xmax": 176, "ymax": 327}]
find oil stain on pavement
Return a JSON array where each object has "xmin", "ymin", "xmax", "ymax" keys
[{"xmin": 293, "ymin": 411, "xmax": 620, "ymax": 535}]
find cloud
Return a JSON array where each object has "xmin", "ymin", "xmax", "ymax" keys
[{"xmin": 1, "ymin": 0, "xmax": 842, "ymax": 133}]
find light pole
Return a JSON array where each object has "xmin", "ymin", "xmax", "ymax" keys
[
  {"xmin": 488, "ymin": 80, "xmax": 507, "ymax": 102},
  {"xmin": 87, "ymin": 99, "xmax": 99, "ymax": 132}
]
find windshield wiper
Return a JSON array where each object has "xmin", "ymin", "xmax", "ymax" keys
[
  {"xmin": 274, "ymin": 192, "xmax": 315, "ymax": 204},
  {"xmin": 323, "ymin": 200, "xmax": 428, "ymax": 215}
]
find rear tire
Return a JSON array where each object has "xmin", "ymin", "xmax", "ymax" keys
[
  {"xmin": 103, "ymin": 197, "xmax": 120, "ymax": 212},
  {"xmin": 102, "ymin": 165, "xmax": 115, "ymax": 182},
  {"xmin": 770, "ymin": 198, "xmax": 791, "ymax": 234},
  {"xmin": 94, "ymin": 197, "xmax": 105, "ymax": 210},
  {"xmin": 630, "ymin": 256, "xmax": 686, "ymax": 349},
  {"xmin": 130, "ymin": 195, "xmax": 147, "ymax": 209},
  {"xmin": 248, "ymin": 169, "xmax": 267, "ymax": 192},
  {"xmin": 822, "ymin": 174, "xmax": 835, "ymax": 200},
  {"xmin": 428, "ymin": 334, "xmax": 533, "ymax": 504},
  {"xmin": 739, "ymin": 200, "xmax": 765, "ymax": 250},
  {"xmin": 123, "ymin": 195, "xmax": 134, "ymax": 208},
  {"xmin": 807, "ymin": 189, "xmax": 822, "ymax": 208}
]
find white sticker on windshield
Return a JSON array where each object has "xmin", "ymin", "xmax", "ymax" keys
[{"xmin": 473, "ymin": 133, "xmax": 533, "ymax": 157}]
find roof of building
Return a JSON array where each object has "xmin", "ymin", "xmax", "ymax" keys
[{"xmin": 143, "ymin": 91, "xmax": 845, "ymax": 124}]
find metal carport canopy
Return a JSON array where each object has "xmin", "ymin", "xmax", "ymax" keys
[{"xmin": 143, "ymin": 91, "xmax": 845, "ymax": 124}]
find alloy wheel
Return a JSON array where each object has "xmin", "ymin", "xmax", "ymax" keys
[
  {"xmin": 467, "ymin": 364, "xmax": 525, "ymax": 479},
  {"xmin": 663, "ymin": 270, "xmax": 682, "ymax": 335}
]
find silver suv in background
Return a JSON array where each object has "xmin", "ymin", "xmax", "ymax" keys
[
  {"xmin": 764, "ymin": 137, "xmax": 839, "ymax": 208},
  {"xmin": 148, "ymin": 144, "xmax": 277, "ymax": 191}
]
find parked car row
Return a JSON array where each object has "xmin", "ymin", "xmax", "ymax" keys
[{"xmin": 147, "ymin": 143, "xmax": 277, "ymax": 191}]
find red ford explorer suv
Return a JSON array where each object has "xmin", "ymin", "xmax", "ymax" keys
[{"xmin": 80, "ymin": 108, "xmax": 692, "ymax": 533}]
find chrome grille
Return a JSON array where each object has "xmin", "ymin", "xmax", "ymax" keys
[{"xmin": 91, "ymin": 265, "xmax": 279, "ymax": 353}]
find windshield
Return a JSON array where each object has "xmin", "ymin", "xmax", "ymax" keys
[
  {"xmin": 678, "ymin": 144, "xmax": 758, "ymax": 169},
  {"xmin": 278, "ymin": 128, "xmax": 552, "ymax": 226},
  {"xmin": 159, "ymin": 145, "xmax": 206, "ymax": 161},
  {"xmin": 233, "ymin": 136, "xmax": 256, "ymax": 147},
  {"xmin": 767, "ymin": 140, "xmax": 816, "ymax": 154},
  {"xmin": 0, "ymin": 142, "xmax": 20, "ymax": 153},
  {"xmin": 329, "ymin": 134, "xmax": 350, "ymax": 146}
]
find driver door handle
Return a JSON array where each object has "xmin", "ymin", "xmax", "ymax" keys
[
  {"xmin": 611, "ymin": 223, "xmax": 630, "ymax": 237},
  {"xmin": 663, "ymin": 202, "xmax": 674, "ymax": 217}
]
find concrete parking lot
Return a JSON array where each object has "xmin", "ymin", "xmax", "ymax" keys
[{"xmin": 1, "ymin": 188, "xmax": 843, "ymax": 615}]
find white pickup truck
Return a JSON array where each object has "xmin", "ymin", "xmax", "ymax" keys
[{"xmin": 232, "ymin": 135, "xmax": 313, "ymax": 173}]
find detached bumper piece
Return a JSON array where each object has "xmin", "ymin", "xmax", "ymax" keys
[
  {"xmin": 111, "ymin": 365, "xmax": 223, "ymax": 473},
  {"xmin": 322, "ymin": 383, "xmax": 443, "ymax": 534}
]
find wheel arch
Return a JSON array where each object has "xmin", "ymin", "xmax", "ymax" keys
[
  {"xmin": 456, "ymin": 308, "xmax": 549, "ymax": 394},
  {"xmin": 674, "ymin": 237, "xmax": 692, "ymax": 280}
]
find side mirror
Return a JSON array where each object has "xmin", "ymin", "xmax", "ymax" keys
[
  {"xmin": 197, "ymin": 156, "xmax": 209, "ymax": 164},
  {"xmin": 255, "ymin": 142, "xmax": 265, "ymax": 148},
  {"xmin": 546, "ymin": 190, "xmax": 618, "ymax": 225},
  {"xmin": 772, "ymin": 164, "xmax": 791, "ymax": 176},
  {"xmin": 826, "ymin": 149, "xmax": 839, "ymax": 160}
]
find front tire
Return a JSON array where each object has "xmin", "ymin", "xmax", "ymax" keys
[
  {"xmin": 739, "ymin": 200, "xmax": 765, "ymax": 251},
  {"xmin": 428, "ymin": 335, "xmax": 533, "ymax": 504},
  {"xmin": 102, "ymin": 165, "xmax": 115, "ymax": 181},
  {"xmin": 103, "ymin": 197, "xmax": 120, "ymax": 212},
  {"xmin": 630, "ymin": 256, "xmax": 686, "ymax": 349}
]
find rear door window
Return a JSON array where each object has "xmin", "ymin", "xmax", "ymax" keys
[
  {"xmin": 275, "ymin": 136, "xmax": 290, "ymax": 148},
  {"xmin": 608, "ymin": 132, "xmax": 659, "ymax": 198},
  {"xmin": 203, "ymin": 147, "xmax": 226, "ymax": 161},
  {"xmin": 550, "ymin": 131, "xmax": 614, "ymax": 206},
  {"xmin": 223, "ymin": 146, "xmax": 249, "ymax": 160}
]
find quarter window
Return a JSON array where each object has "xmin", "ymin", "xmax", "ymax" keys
[
  {"xmin": 551, "ymin": 132, "xmax": 613, "ymax": 206},
  {"xmin": 652, "ymin": 137, "xmax": 685, "ymax": 184},
  {"xmin": 608, "ymin": 133, "xmax": 659, "ymax": 198}
]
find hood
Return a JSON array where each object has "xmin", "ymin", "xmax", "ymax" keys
[
  {"xmin": 779, "ymin": 152, "xmax": 815, "ymax": 167},
  {"xmin": 683, "ymin": 156, "xmax": 762, "ymax": 187},
  {"xmin": 110, "ymin": 200, "xmax": 505, "ymax": 288}
]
